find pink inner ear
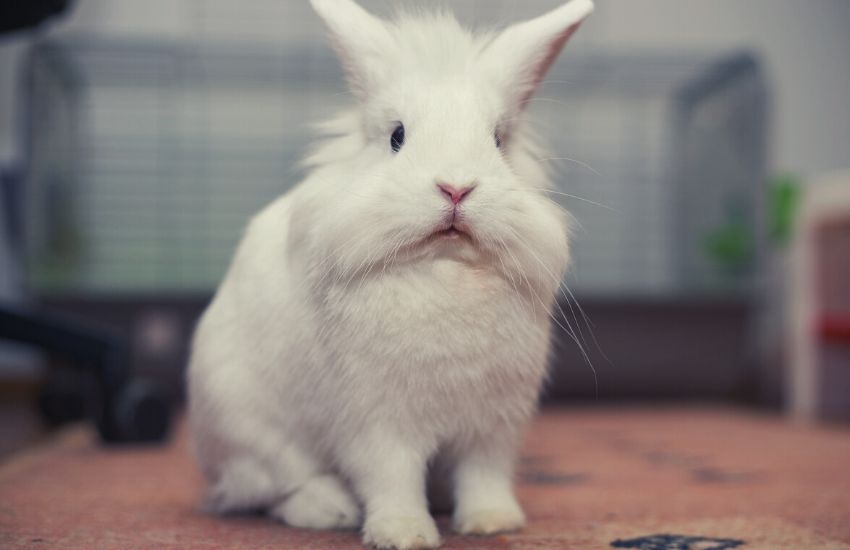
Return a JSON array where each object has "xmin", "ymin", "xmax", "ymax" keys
[{"xmin": 519, "ymin": 22, "xmax": 584, "ymax": 110}]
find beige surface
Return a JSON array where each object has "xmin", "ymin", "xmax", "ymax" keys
[{"xmin": 1, "ymin": 406, "xmax": 850, "ymax": 549}]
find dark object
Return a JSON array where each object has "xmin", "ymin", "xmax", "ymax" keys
[
  {"xmin": 0, "ymin": 0, "xmax": 71, "ymax": 34},
  {"xmin": 37, "ymin": 367, "xmax": 88, "ymax": 425},
  {"xmin": 690, "ymin": 467, "xmax": 762, "ymax": 484},
  {"xmin": 611, "ymin": 534, "xmax": 745, "ymax": 550},
  {"xmin": 546, "ymin": 297, "xmax": 756, "ymax": 402},
  {"xmin": 0, "ymin": 306, "xmax": 171, "ymax": 443},
  {"xmin": 519, "ymin": 470, "xmax": 588, "ymax": 485},
  {"xmin": 111, "ymin": 379, "xmax": 171, "ymax": 442}
]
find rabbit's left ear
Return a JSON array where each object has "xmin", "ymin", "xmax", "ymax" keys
[
  {"xmin": 485, "ymin": 0, "xmax": 593, "ymax": 114},
  {"xmin": 311, "ymin": 0, "xmax": 392, "ymax": 99}
]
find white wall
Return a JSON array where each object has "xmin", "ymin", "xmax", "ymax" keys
[
  {"xmin": 588, "ymin": 0, "xmax": 850, "ymax": 179},
  {"xmin": 2, "ymin": 0, "xmax": 848, "ymax": 300},
  {"xmin": 2, "ymin": 0, "xmax": 849, "ymax": 178},
  {"xmin": 0, "ymin": 0, "xmax": 847, "ymax": 379}
]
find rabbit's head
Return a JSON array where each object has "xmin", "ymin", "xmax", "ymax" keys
[{"xmin": 297, "ymin": 0, "xmax": 593, "ymax": 296}]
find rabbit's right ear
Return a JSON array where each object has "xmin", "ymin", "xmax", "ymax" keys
[
  {"xmin": 484, "ymin": 0, "xmax": 593, "ymax": 119},
  {"xmin": 311, "ymin": 0, "xmax": 392, "ymax": 99}
]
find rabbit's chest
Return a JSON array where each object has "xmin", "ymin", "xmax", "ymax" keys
[
  {"xmin": 327, "ymin": 260, "xmax": 538, "ymax": 342},
  {"xmin": 321, "ymin": 259, "xmax": 551, "ymax": 395},
  {"xmin": 313, "ymin": 260, "xmax": 554, "ymax": 437}
]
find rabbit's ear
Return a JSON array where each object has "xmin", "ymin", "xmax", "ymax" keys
[
  {"xmin": 311, "ymin": 0, "xmax": 392, "ymax": 99},
  {"xmin": 486, "ymin": 0, "xmax": 593, "ymax": 114}
]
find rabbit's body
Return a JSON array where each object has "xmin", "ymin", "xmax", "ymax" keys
[
  {"xmin": 188, "ymin": 1, "xmax": 593, "ymax": 548},
  {"xmin": 189, "ymin": 188, "xmax": 549, "ymax": 507}
]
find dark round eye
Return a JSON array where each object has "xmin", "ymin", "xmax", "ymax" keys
[
  {"xmin": 494, "ymin": 130, "xmax": 503, "ymax": 149},
  {"xmin": 391, "ymin": 123, "xmax": 405, "ymax": 153}
]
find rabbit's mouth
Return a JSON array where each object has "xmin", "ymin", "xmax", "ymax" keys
[
  {"xmin": 436, "ymin": 227, "xmax": 463, "ymax": 239},
  {"xmin": 428, "ymin": 222, "xmax": 473, "ymax": 244}
]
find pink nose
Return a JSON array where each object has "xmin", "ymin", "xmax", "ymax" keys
[{"xmin": 437, "ymin": 183, "xmax": 474, "ymax": 205}]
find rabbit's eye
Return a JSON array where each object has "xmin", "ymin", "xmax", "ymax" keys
[
  {"xmin": 494, "ymin": 131, "xmax": 502, "ymax": 149},
  {"xmin": 391, "ymin": 123, "xmax": 405, "ymax": 153}
]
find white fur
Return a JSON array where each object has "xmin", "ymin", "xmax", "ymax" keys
[{"xmin": 187, "ymin": 1, "xmax": 593, "ymax": 548}]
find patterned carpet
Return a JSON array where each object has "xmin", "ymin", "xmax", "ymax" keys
[{"xmin": 2, "ymin": 407, "xmax": 849, "ymax": 549}]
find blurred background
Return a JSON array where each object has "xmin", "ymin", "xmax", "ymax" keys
[{"xmin": 1, "ymin": 0, "xmax": 849, "ymax": 450}]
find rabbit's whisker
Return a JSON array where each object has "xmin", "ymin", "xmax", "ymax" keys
[
  {"xmin": 500, "ymin": 223, "xmax": 600, "ymax": 398},
  {"xmin": 537, "ymin": 156, "xmax": 602, "ymax": 177},
  {"xmin": 509, "ymin": 187, "xmax": 616, "ymax": 212}
]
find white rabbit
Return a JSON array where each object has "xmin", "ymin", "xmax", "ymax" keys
[{"xmin": 187, "ymin": 0, "xmax": 593, "ymax": 548}]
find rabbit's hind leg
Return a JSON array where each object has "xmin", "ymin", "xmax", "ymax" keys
[
  {"xmin": 203, "ymin": 457, "xmax": 280, "ymax": 514},
  {"xmin": 202, "ymin": 439, "xmax": 329, "ymax": 518},
  {"xmin": 270, "ymin": 474, "xmax": 361, "ymax": 530}
]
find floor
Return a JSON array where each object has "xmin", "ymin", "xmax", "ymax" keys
[{"xmin": 1, "ymin": 406, "xmax": 849, "ymax": 549}]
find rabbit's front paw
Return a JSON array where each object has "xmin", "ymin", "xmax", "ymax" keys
[
  {"xmin": 453, "ymin": 505, "xmax": 525, "ymax": 536},
  {"xmin": 363, "ymin": 514, "xmax": 441, "ymax": 549}
]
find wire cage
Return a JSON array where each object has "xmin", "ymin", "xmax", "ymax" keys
[{"xmin": 24, "ymin": 38, "xmax": 767, "ymax": 300}]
